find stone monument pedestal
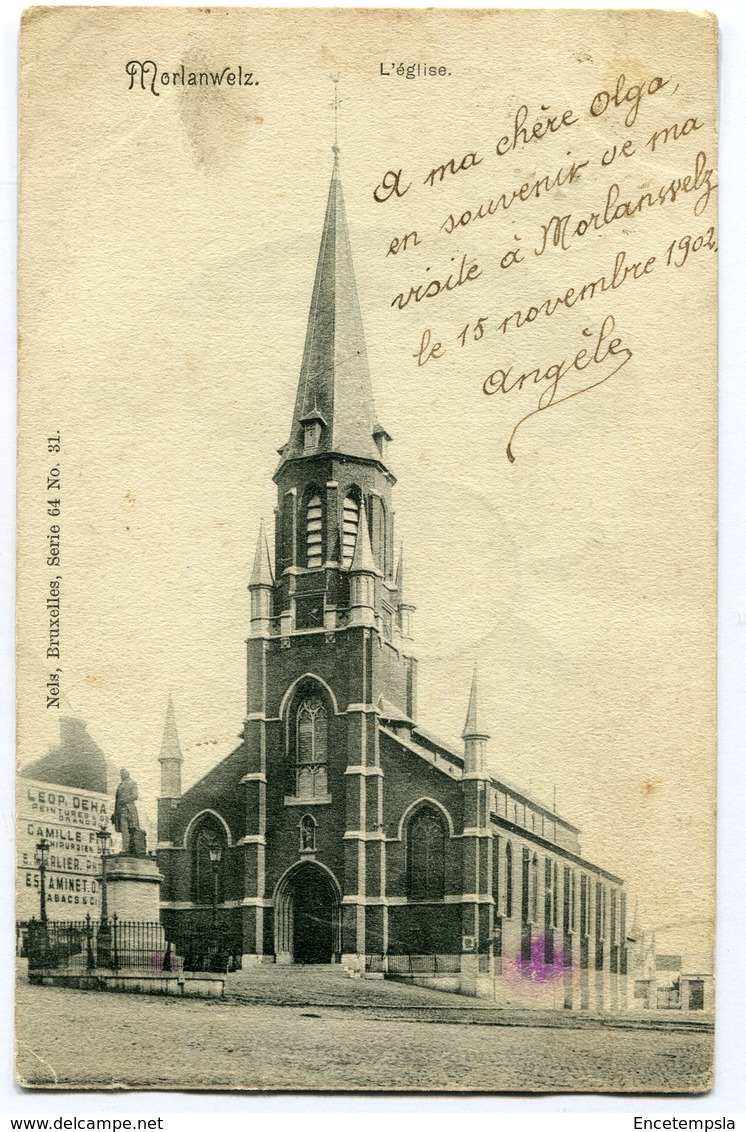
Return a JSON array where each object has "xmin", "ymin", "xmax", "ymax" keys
[{"xmin": 105, "ymin": 854, "xmax": 163, "ymax": 922}]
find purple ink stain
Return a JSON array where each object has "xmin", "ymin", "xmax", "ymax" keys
[
  {"xmin": 149, "ymin": 949, "xmax": 182, "ymax": 973},
  {"xmin": 504, "ymin": 933, "xmax": 567, "ymax": 987}
]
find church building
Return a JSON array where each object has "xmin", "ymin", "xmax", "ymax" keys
[{"xmin": 157, "ymin": 148, "xmax": 630, "ymax": 1010}]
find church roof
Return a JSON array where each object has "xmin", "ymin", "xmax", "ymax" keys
[
  {"xmin": 278, "ymin": 150, "xmax": 389, "ymax": 471},
  {"xmin": 377, "ymin": 695, "xmax": 414, "ymax": 725},
  {"xmin": 412, "ymin": 722, "xmax": 581, "ymax": 834},
  {"xmin": 159, "ymin": 693, "xmax": 183, "ymax": 764}
]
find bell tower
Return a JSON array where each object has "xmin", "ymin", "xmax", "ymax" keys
[
  {"xmin": 268, "ymin": 146, "xmax": 401, "ymax": 638},
  {"xmin": 239, "ymin": 147, "xmax": 419, "ymax": 965},
  {"xmin": 245, "ymin": 145, "xmax": 416, "ymax": 676}
]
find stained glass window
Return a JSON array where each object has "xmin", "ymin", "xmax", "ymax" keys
[
  {"xmin": 296, "ymin": 696, "xmax": 328, "ymax": 797},
  {"xmin": 406, "ymin": 807, "xmax": 446, "ymax": 899}
]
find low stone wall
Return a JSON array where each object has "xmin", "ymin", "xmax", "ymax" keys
[
  {"xmin": 402, "ymin": 974, "xmax": 461, "ymax": 994},
  {"xmin": 29, "ymin": 969, "xmax": 224, "ymax": 998}
]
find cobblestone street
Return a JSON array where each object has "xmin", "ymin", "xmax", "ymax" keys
[{"xmin": 16, "ymin": 966, "xmax": 713, "ymax": 1093}]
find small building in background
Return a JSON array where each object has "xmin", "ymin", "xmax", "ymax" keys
[{"xmin": 629, "ymin": 928, "xmax": 713, "ymax": 1014}]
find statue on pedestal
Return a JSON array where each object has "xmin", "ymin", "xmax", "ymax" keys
[{"xmin": 112, "ymin": 768, "xmax": 146, "ymax": 856}]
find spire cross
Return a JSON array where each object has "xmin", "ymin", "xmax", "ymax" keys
[{"xmin": 332, "ymin": 76, "xmax": 340, "ymax": 152}]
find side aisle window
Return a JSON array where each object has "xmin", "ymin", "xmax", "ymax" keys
[{"xmin": 406, "ymin": 806, "xmax": 446, "ymax": 899}]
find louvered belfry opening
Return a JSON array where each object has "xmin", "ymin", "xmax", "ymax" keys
[
  {"xmin": 306, "ymin": 495, "xmax": 323, "ymax": 568},
  {"xmin": 341, "ymin": 495, "xmax": 360, "ymax": 568}
]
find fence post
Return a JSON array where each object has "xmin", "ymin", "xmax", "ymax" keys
[
  {"xmin": 112, "ymin": 914, "xmax": 119, "ymax": 971},
  {"xmin": 85, "ymin": 914, "xmax": 95, "ymax": 971},
  {"xmin": 27, "ymin": 917, "xmax": 36, "ymax": 969}
]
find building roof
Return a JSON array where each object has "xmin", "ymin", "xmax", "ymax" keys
[
  {"xmin": 379, "ymin": 725, "xmax": 463, "ymax": 779},
  {"xmin": 411, "ymin": 722, "xmax": 579, "ymax": 833},
  {"xmin": 378, "ymin": 723, "xmax": 621, "ymax": 881},
  {"xmin": 277, "ymin": 150, "xmax": 390, "ymax": 472},
  {"xmin": 20, "ymin": 716, "xmax": 109, "ymax": 794},
  {"xmin": 377, "ymin": 696, "xmax": 414, "ymax": 725}
]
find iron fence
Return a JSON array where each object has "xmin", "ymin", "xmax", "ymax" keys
[
  {"xmin": 166, "ymin": 925, "xmax": 238, "ymax": 974},
  {"xmin": 385, "ymin": 952, "xmax": 462, "ymax": 975},
  {"xmin": 26, "ymin": 919, "xmax": 90, "ymax": 972},
  {"xmin": 25, "ymin": 916, "xmax": 237, "ymax": 975}
]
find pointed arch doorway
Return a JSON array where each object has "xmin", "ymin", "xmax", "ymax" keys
[{"xmin": 274, "ymin": 863, "xmax": 341, "ymax": 964}]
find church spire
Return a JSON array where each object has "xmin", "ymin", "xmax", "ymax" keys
[
  {"xmin": 395, "ymin": 543, "xmax": 415, "ymax": 651},
  {"xmin": 348, "ymin": 499, "xmax": 380, "ymax": 627},
  {"xmin": 249, "ymin": 520, "xmax": 274, "ymax": 587},
  {"xmin": 462, "ymin": 665, "xmax": 490, "ymax": 775},
  {"xmin": 395, "ymin": 543, "xmax": 405, "ymax": 602},
  {"xmin": 159, "ymin": 693, "xmax": 183, "ymax": 798},
  {"xmin": 277, "ymin": 150, "xmax": 390, "ymax": 472},
  {"xmin": 248, "ymin": 521, "xmax": 274, "ymax": 635},
  {"xmin": 350, "ymin": 499, "xmax": 379, "ymax": 576}
]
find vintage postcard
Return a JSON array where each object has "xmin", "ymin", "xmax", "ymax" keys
[{"xmin": 16, "ymin": 7, "xmax": 717, "ymax": 1092}]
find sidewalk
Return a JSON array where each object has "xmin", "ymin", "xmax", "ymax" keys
[{"xmin": 222, "ymin": 964, "xmax": 714, "ymax": 1033}]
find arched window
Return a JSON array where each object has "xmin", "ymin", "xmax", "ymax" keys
[
  {"xmin": 341, "ymin": 496, "xmax": 359, "ymax": 568},
  {"xmin": 580, "ymin": 874, "xmax": 591, "ymax": 938},
  {"xmin": 299, "ymin": 814, "xmax": 317, "ymax": 851},
  {"xmin": 306, "ymin": 495, "xmax": 323, "ymax": 568},
  {"xmin": 406, "ymin": 806, "xmax": 446, "ymax": 900},
  {"xmin": 545, "ymin": 858, "xmax": 560, "ymax": 930},
  {"xmin": 564, "ymin": 866, "xmax": 577, "ymax": 934},
  {"xmin": 505, "ymin": 841, "xmax": 513, "ymax": 918},
  {"xmin": 596, "ymin": 881, "xmax": 607, "ymax": 940},
  {"xmin": 190, "ymin": 814, "xmax": 228, "ymax": 906},
  {"xmin": 610, "ymin": 888, "xmax": 618, "ymax": 945},
  {"xmin": 530, "ymin": 853, "xmax": 539, "ymax": 922},
  {"xmin": 296, "ymin": 696, "xmax": 328, "ymax": 797}
]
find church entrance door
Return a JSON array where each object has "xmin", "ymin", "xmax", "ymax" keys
[
  {"xmin": 274, "ymin": 863, "xmax": 341, "ymax": 964},
  {"xmin": 292, "ymin": 866, "xmax": 335, "ymax": 963}
]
